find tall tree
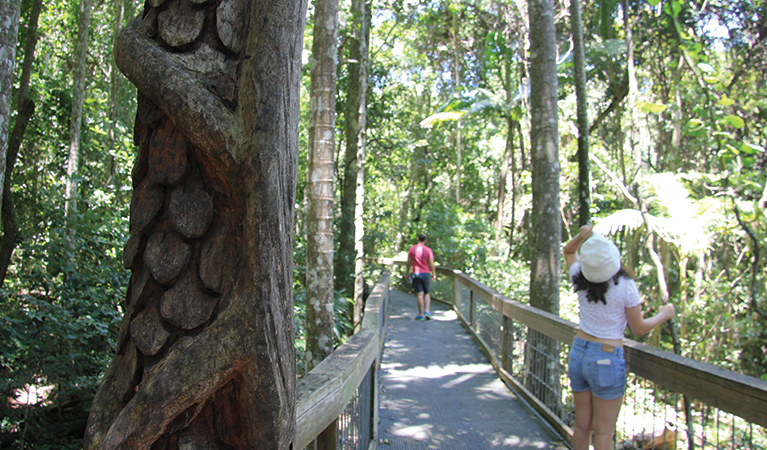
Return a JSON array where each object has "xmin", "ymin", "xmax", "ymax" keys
[
  {"xmin": 0, "ymin": 0, "xmax": 21, "ymax": 218},
  {"xmin": 570, "ymin": 0, "xmax": 590, "ymax": 226},
  {"xmin": 106, "ymin": 0, "xmax": 125, "ymax": 192},
  {"xmin": 526, "ymin": 0, "xmax": 561, "ymax": 413},
  {"xmin": 337, "ymin": 0, "xmax": 371, "ymax": 328},
  {"xmin": 65, "ymin": 0, "xmax": 93, "ymax": 220},
  {"xmin": 528, "ymin": 0, "xmax": 560, "ymax": 314},
  {"xmin": 83, "ymin": 0, "xmax": 307, "ymax": 446},
  {"xmin": 0, "ymin": 0, "xmax": 42, "ymax": 285},
  {"xmin": 305, "ymin": 0, "xmax": 339, "ymax": 375}
]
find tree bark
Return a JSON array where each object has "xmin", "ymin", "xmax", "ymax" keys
[
  {"xmin": 305, "ymin": 0, "xmax": 339, "ymax": 374},
  {"xmin": 83, "ymin": 0, "xmax": 307, "ymax": 447},
  {"xmin": 65, "ymin": 0, "xmax": 93, "ymax": 220},
  {"xmin": 526, "ymin": 0, "xmax": 561, "ymax": 413},
  {"xmin": 337, "ymin": 0, "xmax": 370, "ymax": 311},
  {"xmin": 105, "ymin": 0, "xmax": 125, "ymax": 193},
  {"xmin": 0, "ymin": 0, "xmax": 42, "ymax": 286},
  {"xmin": 528, "ymin": 0, "xmax": 560, "ymax": 314},
  {"xmin": 352, "ymin": 0, "xmax": 371, "ymax": 331},
  {"xmin": 570, "ymin": 0, "xmax": 590, "ymax": 227},
  {"xmin": 0, "ymin": 0, "xmax": 21, "ymax": 218}
]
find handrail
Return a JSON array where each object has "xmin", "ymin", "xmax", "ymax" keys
[
  {"xmin": 295, "ymin": 271, "xmax": 390, "ymax": 449},
  {"xmin": 371, "ymin": 258, "xmax": 767, "ymax": 443}
]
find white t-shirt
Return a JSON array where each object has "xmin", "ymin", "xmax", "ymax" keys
[{"xmin": 570, "ymin": 262, "xmax": 642, "ymax": 340}]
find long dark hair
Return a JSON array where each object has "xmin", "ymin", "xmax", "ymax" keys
[{"xmin": 572, "ymin": 265, "xmax": 634, "ymax": 305}]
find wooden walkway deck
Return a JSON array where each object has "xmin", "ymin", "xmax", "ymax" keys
[{"xmin": 377, "ymin": 289, "xmax": 570, "ymax": 449}]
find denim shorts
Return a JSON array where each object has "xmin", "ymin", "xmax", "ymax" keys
[{"xmin": 568, "ymin": 337, "xmax": 627, "ymax": 400}]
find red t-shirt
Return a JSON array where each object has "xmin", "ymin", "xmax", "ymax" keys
[{"xmin": 408, "ymin": 244, "xmax": 433, "ymax": 274}]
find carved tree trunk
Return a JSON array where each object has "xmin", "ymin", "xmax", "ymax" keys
[{"xmin": 83, "ymin": 0, "xmax": 307, "ymax": 448}]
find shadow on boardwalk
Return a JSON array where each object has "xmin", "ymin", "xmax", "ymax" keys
[{"xmin": 378, "ymin": 289, "xmax": 570, "ymax": 449}]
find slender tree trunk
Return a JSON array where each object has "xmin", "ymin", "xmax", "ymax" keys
[
  {"xmin": 571, "ymin": 0, "xmax": 590, "ymax": 227},
  {"xmin": 495, "ymin": 57, "xmax": 513, "ymax": 237},
  {"xmin": 0, "ymin": 0, "xmax": 21, "ymax": 218},
  {"xmin": 0, "ymin": 0, "xmax": 41, "ymax": 286},
  {"xmin": 65, "ymin": 0, "xmax": 93, "ymax": 220},
  {"xmin": 83, "ymin": 0, "xmax": 307, "ymax": 446},
  {"xmin": 495, "ymin": 117, "xmax": 512, "ymax": 235},
  {"xmin": 337, "ymin": 0, "xmax": 369, "ymax": 304},
  {"xmin": 352, "ymin": 0, "xmax": 371, "ymax": 331},
  {"xmin": 453, "ymin": 6, "xmax": 461, "ymax": 204},
  {"xmin": 528, "ymin": 0, "xmax": 560, "ymax": 314},
  {"xmin": 105, "ymin": 0, "xmax": 125, "ymax": 193},
  {"xmin": 395, "ymin": 145, "xmax": 421, "ymax": 252},
  {"xmin": 526, "ymin": 0, "xmax": 561, "ymax": 413},
  {"xmin": 305, "ymin": 0, "xmax": 339, "ymax": 374}
]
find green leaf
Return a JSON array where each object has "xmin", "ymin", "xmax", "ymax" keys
[
  {"xmin": 647, "ymin": 0, "xmax": 660, "ymax": 5},
  {"xmin": 637, "ymin": 100, "xmax": 667, "ymax": 114},
  {"xmin": 671, "ymin": 1, "xmax": 681, "ymax": 17},
  {"xmin": 420, "ymin": 111, "xmax": 465, "ymax": 128},
  {"xmin": 717, "ymin": 96, "xmax": 735, "ymax": 107},
  {"xmin": 720, "ymin": 115, "xmax": 745, "ymax": 129},
  {"xmin": 703, "ymin": 76, "xmax": 718, "ymax": 84},
  {"xmin": 740, "ymin": 142, "xmax": 765, "ymax": 154}
]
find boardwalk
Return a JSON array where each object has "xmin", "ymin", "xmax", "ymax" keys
[{"xmin": 377, "ymin": 289, "xmax": 570, "ymax": 449}]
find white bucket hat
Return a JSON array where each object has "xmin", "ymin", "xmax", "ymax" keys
[{"xmin": 579, "ymin": 232, "xmax": 621, "ymax": 283}]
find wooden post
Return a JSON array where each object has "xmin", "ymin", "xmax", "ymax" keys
[
  {"xmin": 470, "ymin": 289, "xmax": 475, "ymax": 327},
  {"xmin": 502, "ymin": 315, "xmax": 513, "ymax": 373},
  {"xmin": 315, "ymin": 420, "xmax": 338, "ymax": 450}
]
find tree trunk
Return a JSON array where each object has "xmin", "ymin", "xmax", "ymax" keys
[
  {"xmin": 105, "ymin": 0, "xmax": 125, "ymax": 193},
  {"xmin": 305, "ymin": 0, "xmax": 339, "ymax": 374},
  {"xmin": 65, "ymin": 0, "xmax": 93, "ymax": 220},
  {"xmin": 83, "ymin": 0, "xmax": 307, "ymax": 447},
  {"xmin": 528, "ymin": 0, "xmax": 560, "ymax": 314},
  {"xmin": 526, "ymin": 0, "xmax": 561, "ymax": 412},
  {"xmin": 570, "ymin": 0, "xmax": 590, "ymax": 227},
  {"xmin": 0, "ymin": 0, "xmax": 42, "ymax": 286},
  {"xmin": 0, "ymin": 0, "xmax": 21, "ymax": 218},
  {"xmin": 395, "ymin": 144, "xmax": 421, "ymax": 252},
  {"xmin": 352, "ymin": 0, "xmax": 371, "ymax": 331},
  {"xmin": 337, "ymin": 0, "xmax": 369, "ymax": 307},
  {"xmin": 453, "ymin": 6, "xmax": 461, "ymax": 204}
]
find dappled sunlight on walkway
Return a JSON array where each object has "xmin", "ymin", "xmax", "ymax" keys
[{"xmin": 378, "ymin": 289, "xmax": 570, "ymax": 449}]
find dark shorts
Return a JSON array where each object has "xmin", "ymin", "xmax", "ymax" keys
[
  {"xmin": 568, "ymin": 336, "xmax": 626, "ymax": 400},
  {"xmin": 412, "ymin": 273, "xmax": 431, "ymax": 294}
]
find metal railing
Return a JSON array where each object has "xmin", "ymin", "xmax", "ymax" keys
[
  {"xmin": 374, "ymin": 258, "xmax": 767, "ymax": 449},
  {"xmin": 295, "ymin": 272, "xmax": 390, "ymax": 450}
]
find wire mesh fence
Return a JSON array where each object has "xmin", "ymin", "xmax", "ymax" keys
[{"xmin": 337, "ymin": 366, "xmax": 375, "ymax": 450}]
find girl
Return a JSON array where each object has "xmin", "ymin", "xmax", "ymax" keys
[{"xmin": 564, "ymin": 225, "xmax": 675, "ymax": 450}]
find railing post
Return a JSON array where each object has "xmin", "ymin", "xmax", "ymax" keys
[
  {"xmin": 502, "ymin": 315, "xmax": 513, "ymax": 373},
  {"xmin": 369, "ymin": 362, "xmax": 379, "ymax": 450},
  {"xmin": 315, "ymin": 422, "xmax": 338, "ymax": 450},
  {"xmin": 469, "ymin": 289, "xmax": 475, "ymax": 327}
]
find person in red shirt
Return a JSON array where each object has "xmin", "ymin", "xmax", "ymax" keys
[{"xmin": 405, "ymin": 233, "xmax": 436, "ymax": 321}]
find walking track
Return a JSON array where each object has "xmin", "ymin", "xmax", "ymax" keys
[{"xmin": 377, "ymin": 289, "xmax": 570, "ymax": 449}]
